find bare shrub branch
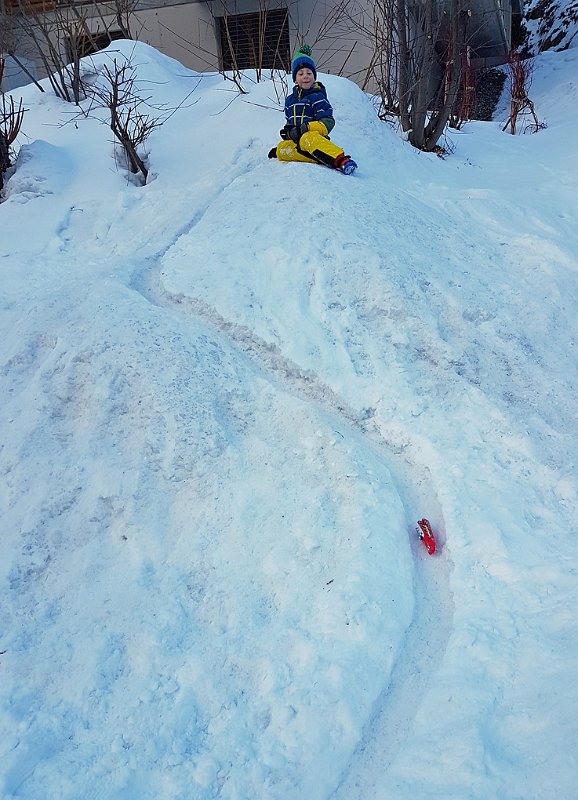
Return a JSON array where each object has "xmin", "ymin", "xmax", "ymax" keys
[
  {"xmin": 502, "ymin": 50, "xmax": 543, "ymax": 134},
  {"xmin": 3, "ymin": 0, "xmax": 138, "ymax": 103},
  {"xmin": 348, "ymin": 0, "xmax": 474, "ymax": 152},
  {"xmin": 1, "ymin": 82, "xmax": 26, "ymax": 192},
  {"xmin": 92, "ymin": 58, "xmax": 160, "ymax": 182},
  {"xmin": 82, "ymin": 53, "xmax": 199, "ymax": 185}
]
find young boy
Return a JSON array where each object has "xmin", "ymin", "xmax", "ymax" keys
[{"xmin": 268, "ymin": 45, "xmax": 357, "ymax": 175}]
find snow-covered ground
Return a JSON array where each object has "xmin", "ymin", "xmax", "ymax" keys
[
  {"xmin": 1, "ymin": 37, "xmax": 577, "ymax": 800},
  {"xmin": 523, "ymin": 0, "xmax": 578, "ymax": 53}
]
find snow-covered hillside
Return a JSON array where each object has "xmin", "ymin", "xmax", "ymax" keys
[
  {"xmin": 1, "ymin": 37, "xmax": 577, "ymax": 800},
  {"xmin": 523, "ymin": 0, "xmax": 578, "ymax": 52}
]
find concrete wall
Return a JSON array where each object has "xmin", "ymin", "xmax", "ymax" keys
[
  {"xmin": 128, "ymin": 0, "xmax": 374, "ymax": 84},
  {"xmin": 1, "ymin": 0, "xmax": 377, "ymax": 90},
  {"xmin": 1, "ymin": 0, "xmax": 518, "ymax": 92}
]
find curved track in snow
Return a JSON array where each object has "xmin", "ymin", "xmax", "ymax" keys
[{"xmin": 127, "ymin": 153, "xmax": 455, "ymax": 796}]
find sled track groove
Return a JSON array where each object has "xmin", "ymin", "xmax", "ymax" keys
[{"xmin": 128, "ymin": 179, "xmax": 455, "ymax": 798}]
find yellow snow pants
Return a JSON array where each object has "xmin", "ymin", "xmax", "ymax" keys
[{"xmin": 274, "ymin": 131, "xmax": 345, "ymax": 168}]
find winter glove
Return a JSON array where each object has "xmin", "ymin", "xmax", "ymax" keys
[
  {"xmin": 280, "ymin": 126, "xmax": 291, "ymax": 140},
  {"xmin": 288, "ymin": 123, "xmax": 309, "ymax": 142}
]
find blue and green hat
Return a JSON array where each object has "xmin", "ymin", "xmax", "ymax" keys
[{"xmin": 291, "ymin": 44, "xmax": 317, "ymax": 81}]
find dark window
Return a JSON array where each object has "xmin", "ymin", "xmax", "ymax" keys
[
  {"xmin": 70, "ymin": 30, "xmax": 127, "ymax": 61},
  {"xmin": 218, "ymin": 8, "xmax": 289, "ymax": 72}
]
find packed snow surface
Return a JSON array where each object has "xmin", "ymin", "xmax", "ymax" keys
[{"xmin": 1, "ymin": 39, "xmax": 577, "ymax": 800}]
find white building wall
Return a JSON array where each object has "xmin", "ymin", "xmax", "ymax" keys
[
  {"xmin": 130, "ymin": 0, "xmax": 374, "ymax": 83},
  {"xmin": 2, "ymin": 0, "xmax": 515, "ymax": 92}
]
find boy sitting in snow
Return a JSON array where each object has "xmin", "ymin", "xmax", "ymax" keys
[{"xmin": 268, "ymin": 45, "xmax": 357, "ymax": 175}]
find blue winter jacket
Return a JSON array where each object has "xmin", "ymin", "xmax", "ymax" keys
[{"xmin": 284, "ymin": 82, "xmax": 335, "ymax": 135}]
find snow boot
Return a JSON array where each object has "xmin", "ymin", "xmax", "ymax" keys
[{"xmin": 335, "ymin": 154, "xmax": 357, "ymax": 175}]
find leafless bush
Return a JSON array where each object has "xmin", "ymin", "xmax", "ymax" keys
[
  {"xmin": 502, "ymin": 50, "xmax": 543, "ymax": 135},
  {"xmin": 399, "ymin": 0, "xmax": 471, "ymax": 150},
  {"xmin": 89, "ymin": 58, "xmax": 162, "ymax": 183},
  {"xmin": 6, "ymin": 0, "xmax": 89, "ymax": 102},
  {"xmin": 81, "ymin": 51, "xmax": 198, "ymax": 185},
  {"xmin": 350, "ymin": 0, "xmax": 473, "ymax": 151},
  {"xmin": 0, "ymin": 65, "xmax": 26, "ymax": 192},
  {"xmin": 3, "ymin": 0, "xmax": 138, "ymax": 103}
]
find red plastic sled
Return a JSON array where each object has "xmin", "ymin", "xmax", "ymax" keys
[{"xmin": 417, "ymin": 518, "xmax": 436, "ymax": 555}]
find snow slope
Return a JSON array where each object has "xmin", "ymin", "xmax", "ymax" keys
[
  {"xmin": 524, "ymin": 0, "xmax": 578, "ymax": 53},
  {"xmin": 1, "ymin": 40, "xmax": 577, "ymax": 800}
]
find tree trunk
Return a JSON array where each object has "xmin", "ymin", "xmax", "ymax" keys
[
  {"xmin": 396, "ymin": 0, "xmax": 411, "ymax": 132},
  {"xmin": 423, "ymin": 2, "xmax": 469, "ymax": 150},
  {"xmin": 409, "ymin": 0, "xmax": 436, "ymax": 149},
  {"xmin": 0, "ymin": 131, "xmax": 10, "ymax": 192}
]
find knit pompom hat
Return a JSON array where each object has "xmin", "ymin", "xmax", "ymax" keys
[{"xmin": 291, "ymin": 44, "xmax": 317, "ymax": 81}]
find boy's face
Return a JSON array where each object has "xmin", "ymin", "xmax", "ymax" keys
[{"xmin": 295, "ymin": 67, "xmax": 315, "ymax": 90}]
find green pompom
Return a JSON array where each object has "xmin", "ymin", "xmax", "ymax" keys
[{"xmin": 297, "ymin": 43, "xmax": 312, "ymax": 57}]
